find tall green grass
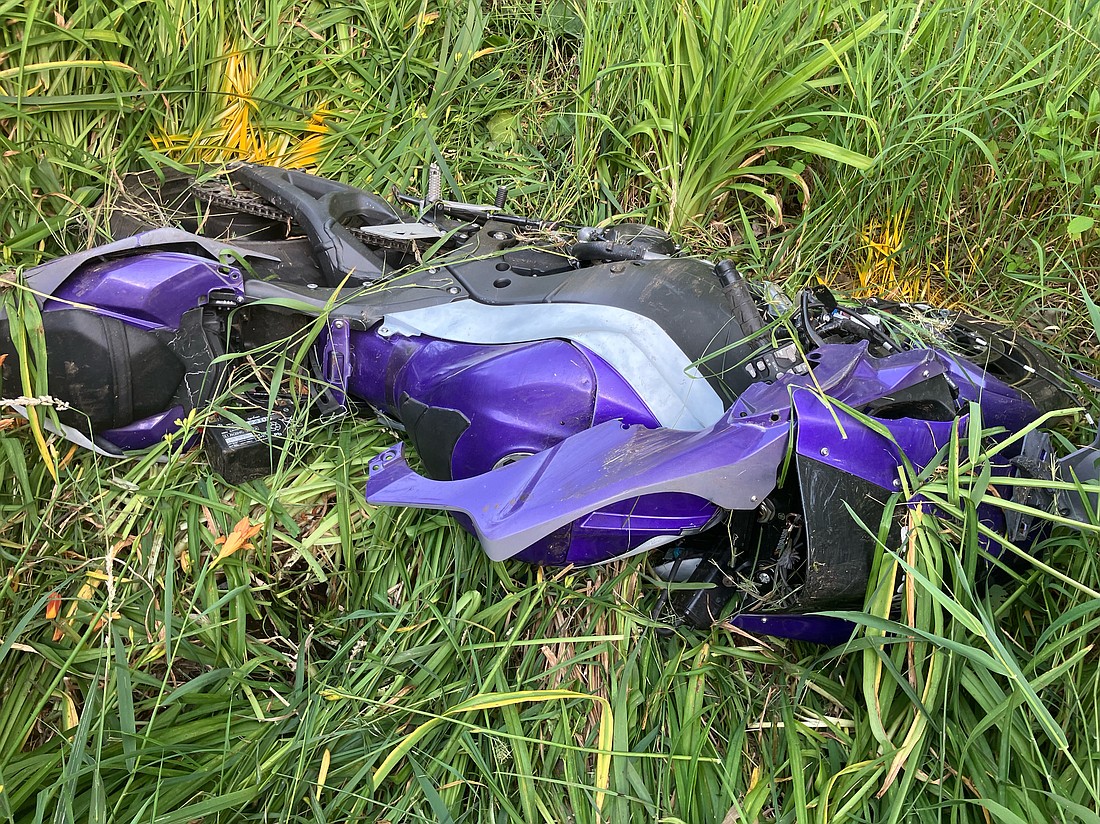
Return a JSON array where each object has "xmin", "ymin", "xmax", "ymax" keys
[{"xmin": 2, "ymin": 0, "xmax": 1100, "ymax": 821}]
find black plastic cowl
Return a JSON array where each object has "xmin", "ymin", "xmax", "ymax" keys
[{"xmin": 0, "ymin": 310, "xmax": 185, "ymax": 434}]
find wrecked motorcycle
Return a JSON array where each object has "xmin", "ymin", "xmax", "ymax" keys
[{"xmin": 2, "ymin": 164, "xmax": 1097, "ymax": 644}]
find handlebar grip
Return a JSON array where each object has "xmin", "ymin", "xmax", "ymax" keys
[{"xmin": 715, "ymin": 260, "xmax": 764, "ymax": 335}]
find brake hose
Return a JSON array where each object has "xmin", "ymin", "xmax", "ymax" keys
[{"xmin": 800, "ymin": 291, "xmax": 826, "ymax": 349}]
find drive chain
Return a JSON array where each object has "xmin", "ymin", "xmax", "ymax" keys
[{"xmin": 189, "ymin": 177, "xmax": 423, "ymax": 253}]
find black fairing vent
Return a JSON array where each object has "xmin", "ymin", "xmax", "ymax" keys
[
  {"xmin": 861, "ymin": 374, "xmax": 958, "ymax": 422},
  {"xmin": 0, "ymin": 310, "xmax": 185, "ymax": 433},
  {"xmin": 398, "ymin": 393, "xmax": 471, "ymax": 480},
  {"xmin": 795, "ymin": 456, "xmax": 902, "ymax": 611}
]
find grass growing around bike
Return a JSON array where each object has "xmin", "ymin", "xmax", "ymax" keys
[{"xmin": 2, "ymin": 1, "xmax": 1100, "ymax": 821}]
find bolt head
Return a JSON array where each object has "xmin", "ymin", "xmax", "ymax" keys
[{"xmin": 820, "ymin": 447, "xmax": 830, "ymax": 457}]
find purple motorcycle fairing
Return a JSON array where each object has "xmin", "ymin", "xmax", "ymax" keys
[
  {"xmin": 365, "ymin": 419, "xmax": 783, "ymax": 564},
  {"xmin": 347, "ymin": 327, "xmax": 724, "ymax": 562},
  {"xmin": 364, "ymin": 340, "xmax": 1034, "ymax": 564},
  {"xmin": 363, "ymin": 340, "xmax": 1044, "ymax": 641},
  {"xmin": 23, "ymin": 239, "xmax": 249, "ymax": 452},
  {"xmin": 42, "ymin": 252, "xmax": 242, "ymax": 331},
  {"xmin": 793, "ymin": 387, "xmax": 956, "ymax": 491},
  {"xmin": 365, "ymin": 341, "xmax": 1042, "ymax": 585},
  {"xmin": 729, "ymin": 614, "xmax": 856, "ymax": 646},
  {"xmin": 346, "ymin": 329, "xmax": 665, "ymax": 480},
  {"xmin": 521, "ymin": 492, "xmax": 720, "ymax": 566},
  {"xmin": 101, "ymin": 405, "xmax": 186, "ymax": 450}
]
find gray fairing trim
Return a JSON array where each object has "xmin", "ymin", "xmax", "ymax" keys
[
  {"xmin": 1057, "ymin": 433, "xmax": 1100, "ymax": 523},
  {"xmin": 380, "ymin": 301, "xmax": 726, "ymax": 430},
  {"xmin": 9, "ymin": 404, "xmax": 125, "ymax": 458}
]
